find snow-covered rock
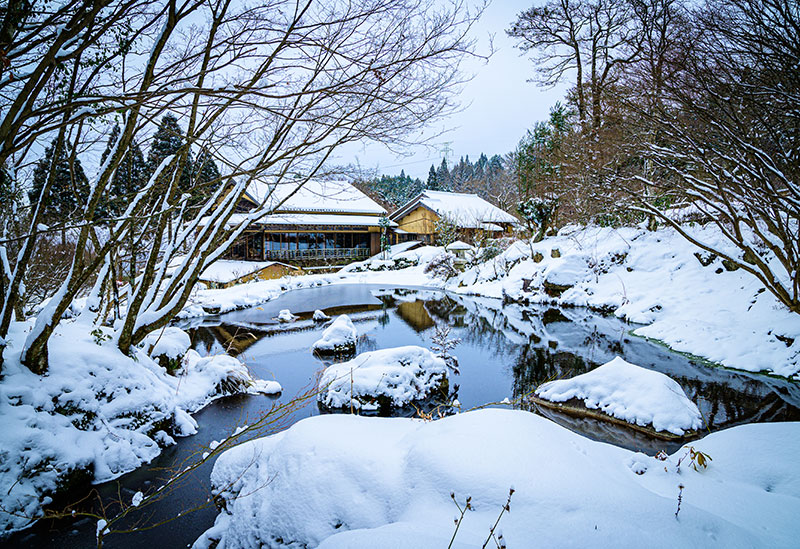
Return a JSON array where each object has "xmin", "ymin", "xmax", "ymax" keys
[
  {"xmin": 275, "ymin": 309, "xmax": 297, "ymax": 323},
  {"xmin": 535, "ymin": 357, "xmax": 703, "ymax": 435},
  {"xmin": 311, "ymin": 315, "xmax": 357, "ymax": 356},
  {"xmin": 195, "ymin": 410, "xmax": 800, "ymax": 549},
  {"xmin": 313, "ymin": 309, "xmax": 331, "ymax": 322},
  {"xmin": 317, "ymin": 345, "xmax": 448, "ymax": 411}
]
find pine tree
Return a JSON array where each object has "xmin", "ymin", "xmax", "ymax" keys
[
  {"xmin": 100, "ymin": 124, "xmax": 147, "ymax": 218},
  {"xmin": 29, "ymin": 140, "xmax": 90, "ymax": 224},
  {"xmin": 427, "ymin": 164, "xmax": 438, "ymax": 190},
  {"xmin": 435, "ymin": 158, "xmax": 450, "ymax": 190},
  {"xmin": 147, "ymin": 114, "xmax": 193, "ymax": 192},
  {"xmin": 190, "ymin": 147, "xmax": 222, "ymax": 206}
]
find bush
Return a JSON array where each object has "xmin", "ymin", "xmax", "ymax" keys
[{"xmin": 424, "ymin": 252, "xmax": 458, "ymax": 279}]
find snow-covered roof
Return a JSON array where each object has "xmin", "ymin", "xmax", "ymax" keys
[
  {"xmin": 245, "ymin": 179, "xmax": 387, "ymax": 215},
  {"xmin": 446, "ymin": 240, "xmax": 473, "ymax": 251},
  {"xmin": 391, "ymin": 190, "xmax": 517, "ymax": 229},
  {"xmin": 199, "ymin": 260, "xmax": 298, "ymax": 284},
  {"xmin": 219, "ymin": 212, "xmax": 396, "ymax": 228}
]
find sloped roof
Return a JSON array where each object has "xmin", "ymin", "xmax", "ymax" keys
[
  {"xmin": 390, "ymin": 190, "xmax": 517, "ymax": 229},
  {"xmin": 244, "ymin": 179, "xmax": 386, "ymax": 215}
]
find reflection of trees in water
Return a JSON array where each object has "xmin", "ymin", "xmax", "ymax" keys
[
  {"xmin": 512, "ymin": 347, "xmax": 590, "ymax": 400},
  {"xmin": 675, "ymin": 376, "xmax": 800, "ymax": 429}
]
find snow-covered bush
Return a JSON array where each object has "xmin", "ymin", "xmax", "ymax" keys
[
  {"xmin": 311, "ymin": 315, "xmax": 357, "ymax": 356},
  {"xmin": 317, "ymin": 345, "xmax": 449, "ymax": 412},
  {"xmin": 424, "ymin": 252, "xmax": 459, "ymax": 279},
  {"xmin": 142, "ymin": 327, "xmax": 192, "ymax": 374}
]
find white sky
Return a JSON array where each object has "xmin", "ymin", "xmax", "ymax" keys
[{"xmin": 334, "ymin": 0, "xmax": 567, "ymax": 180}]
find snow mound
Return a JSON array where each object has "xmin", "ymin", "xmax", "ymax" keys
[
  {"xmin": 313, "ymin": 309, "xmax": 331, "ymax": 322},
  {"xmin": 142, "ymin": 326, "xmax": 192, "ymax": 361},
  {"xmin": 276, "ymin": 309, "xmax": 297, "ymax": 323},
  {"xmin": 311, "ymin": 315, "xmax": 357, "ymax": 355},
  {"xmin": 536, "ymin": 356, "xmax": 702, "ymax": 435},
  {"xmin": 317, "ymin": 345, "xmax": 448, "ymax": 411},
  {"xmin": 195, "ymin": 410, "xmax": 800, "ymax": 549}
]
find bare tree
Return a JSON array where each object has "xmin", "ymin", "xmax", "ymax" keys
[
  {"xmin": 0, "ymin": 0, "xmax": 485, "ymax": 373},
  {"xmin": 633, "ymin": 0, "xmax": 800, "ymax": 313}
]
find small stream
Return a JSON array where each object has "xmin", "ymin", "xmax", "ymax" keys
[{"xmin": 7, "ymin": 284, "xmax": 800, "ymax": 548}]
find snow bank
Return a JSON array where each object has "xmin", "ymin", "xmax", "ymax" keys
[
  {"xmin": 195, "ymin": 410, "xmax": 800, "ymax": 548},
  {"xmin": 0, "ymin": 321, "xmax": 276, "ymax": 534},
  {"xmin": 317, "ymin": 346, "xmax": 448, "ymax": 411},
  {"xmin": 311, "ymin": 315, "xmax": 357, "ymax": 355},
  {"xmin": 454, "ymin": 224, "xmax": 800, "ymax": 378},
  {"xmin": 535, "ymin": 357, "xmax": 703, "ymax": 435}
]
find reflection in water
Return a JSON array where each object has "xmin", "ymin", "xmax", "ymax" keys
[
  {"xmin": 8, "ymin": 285, "xmax": 799, "ymax": 549},
  {"xmin": 371, "ymin": 288, "xmax": 800, "ymax": 452}
]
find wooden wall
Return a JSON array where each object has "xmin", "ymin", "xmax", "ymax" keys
[{"xmin": 395, "ymin": 206, "xmax": 438, "ymax": 235}]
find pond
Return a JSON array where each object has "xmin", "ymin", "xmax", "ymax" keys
[{"xmin": 7, "ymin": 284, "xmax": 800, "ymax": 548}]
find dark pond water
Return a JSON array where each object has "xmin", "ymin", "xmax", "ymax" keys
[{"xmin": 6, "ymin": 284, "xmax": 800, "ymax": 548}]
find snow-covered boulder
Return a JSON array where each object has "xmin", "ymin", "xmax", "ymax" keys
[
  {"xmin": 534, "ymin": 357, "xmax": 702, "ymax": 436},
  {"xmin": 317, "ymin": 345, "xmax": 449, "ymax": 412},
  {"xmin": 195, "ymin": 410, "xmax": 800, "ymax": 549},
  {"xmin": 311, "ymin": 315, "xmax": 357, "ymax": 356},
  {"xmin": 313, "ymin": 309, "xmax": 331, "ymax": 322},
  {"xmin": 142, "ymin": 326, "xmax": 192, "ymax": 372},
  {"xmin": 276, "ymin": 309, "xmax": 297, "ymax": 323}
]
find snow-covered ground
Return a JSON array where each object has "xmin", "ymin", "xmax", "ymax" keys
[
  {"xmin": 453, "ymin": 224, "xmax": 800, "ymax": 378},
  {"xmin": 195, "ymin": 409, "xmax": 800, "ymax": 548},
  {"xmin": 535, "ymin": 356, "xmax": 703, "ymax": 435},
  {"xmin": 318, "ymin": 345, "xmax": 449, "ymax": 411},
  {"xmin": 0, "ymin": 320, "xmax": 278, "ymax": 534}
]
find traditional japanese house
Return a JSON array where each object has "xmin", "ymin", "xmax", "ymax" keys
[
  {"xmin": 389, "ymin": 190, "xmax": 518, "ymax": 244},
  {"xmin": 226, "ymin": 179, "xmax": 396, "ymax": 266}
]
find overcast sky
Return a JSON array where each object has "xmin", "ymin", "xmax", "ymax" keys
[{"xmin": 334, "ymin": 0, "xmax": 567, "ymax": 180}]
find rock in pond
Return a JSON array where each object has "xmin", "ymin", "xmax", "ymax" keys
[
  {"xmin": 311, "ymin": 314, "xmax": 357, "ymax": 356},
  {"xmin": 318, "ymin": 345, "xmax": 449, "ymax": 413},
  {"xmin": 532, "ymin": 356, "xmax": 702, "ymax": 440}
]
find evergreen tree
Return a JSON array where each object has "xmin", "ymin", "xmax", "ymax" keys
[
  {"xmin": 427, "ymin": 164, "xmax": 438, "ymax": 190},
  {"xmin": 146, "ymin": 114, "xmax": 193, "ymax": 192},
  {"xmin": 191, "ymin": 147, "xmax": 222, "ymax": 206},
  {"xmin": 435, "ymin": 158, "xmax": 450, "ymax": 190},
  {"xmin": 100, "ymin": 124, "xmax": 147, "ymax": 218},
  {"xmin": 29, "ymin": 140, "xmax": 90, "ymax": 224}
]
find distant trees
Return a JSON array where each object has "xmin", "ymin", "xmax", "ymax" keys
[{"xmin": 29, "ymin": 140, "xmax": 90, "ymax": 226}]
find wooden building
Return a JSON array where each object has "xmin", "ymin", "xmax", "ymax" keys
[
  {"xmin": 226, "ymin": 179, "xmax": 396, "ymax": 266},
  {"xmin": 389, "ymin": 190, "xmax": 518, "ymax": 244}
]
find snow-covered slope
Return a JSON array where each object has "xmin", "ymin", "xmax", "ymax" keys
[
  {"xmin": 455, "ymin": 224, "xmax": 800, "ymax": 378},
  {"xmin": 195, "ymin": 410, "xmax": 800, "ymax": 548},
  {"xmin": 0, "ymin": 321, "xmax": 275, "ymax": 534}
]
